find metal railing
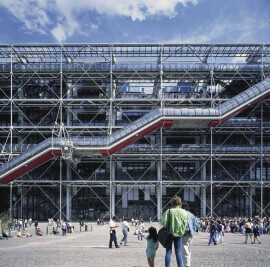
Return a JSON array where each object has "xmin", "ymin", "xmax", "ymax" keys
[{"xmin": 1, "ymin": 77, "xmax": 270, "ymax": 180}]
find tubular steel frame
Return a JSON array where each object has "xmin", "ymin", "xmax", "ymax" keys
[{"xmin": 0, "ymin": 44, "xmax": 270, "ymax": 221}]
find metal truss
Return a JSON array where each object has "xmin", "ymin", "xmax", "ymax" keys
[{"xmin": 0, "ymin": 44, "xmax": 270, "ymax": 221}]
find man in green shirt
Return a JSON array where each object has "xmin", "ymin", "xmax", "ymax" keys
[{"xmin": 161, "ymin": 196, "xmax": 188, "ymax": 267}]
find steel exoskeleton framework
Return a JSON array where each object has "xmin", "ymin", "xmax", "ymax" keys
[{"xmin": 0, "ymin": 44, "xmax": 270, "ymax": 221}]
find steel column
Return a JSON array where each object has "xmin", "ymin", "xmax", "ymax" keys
[
  {"xmin": 260, "ymin": 102, "xmax": 263, "ymax": 218},
  {"xmin": 9, "ymin": 182, "xmax": 13, "ymax": 219},
  {"xmin": 59, "ymin": 157, "xmax": 62, "ymax": 220},
  {"xmin": 250, "ymin": 186, "xmax": 253, "ymax": 217},
  {"xmin": 210, "ymin": 127, "xmax": 213, "ymax": 217},
  {"xmin": 20, "ymin": 187, "xmax": 23, "ymax": 218}
]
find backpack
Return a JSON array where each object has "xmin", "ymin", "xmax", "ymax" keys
[{"xmin": 217, "ymin": 224, "xmax": 222, "ymax": 232}]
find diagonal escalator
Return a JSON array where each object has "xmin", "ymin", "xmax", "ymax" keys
[{"xmin": 0, "ymin": 77, "xmax": 270, "ymax": 184}]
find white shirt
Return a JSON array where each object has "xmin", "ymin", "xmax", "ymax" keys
[
  {"xmin": 109, "ymin": 220, "xmax": 116, "ymax": 228},
  {"xmin": 122, "ymin": 221, "xmax": 129, "ymax": 231},
  {"xmin": 138, "ymin": 223, "xmax": 144, "ymax": 232}
]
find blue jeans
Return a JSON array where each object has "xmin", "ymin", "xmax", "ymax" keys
[
  {"xmin": 208, "ymin": 232, "xmax": 217, "ymax": 245},
  {"xmin": 165, "ymin": 237, "xmax": 183, "ymax": 267}
]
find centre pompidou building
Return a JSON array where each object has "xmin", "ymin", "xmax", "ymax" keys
[{"xmin": 0, "ymin": 44, "xmax": 270, "ymax": 221}]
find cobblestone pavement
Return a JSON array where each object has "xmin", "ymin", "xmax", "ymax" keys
[{"xmin": 0, "ymin": 222, "xmax": 270, "ymax": 267}]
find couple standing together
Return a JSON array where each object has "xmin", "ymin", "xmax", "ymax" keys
[
  {"xmin": 161, "ymin": 196, "xmax": 198, "ymax": 267},
  {"xmin": 109, "ymin": 195, "xmax": 197, "ymax": 267}
]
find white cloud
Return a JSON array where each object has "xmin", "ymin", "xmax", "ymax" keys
[
  {"xmin": 89, "ymin": 23, "xmax": 98, "ymax": 31},
  {"xmin": 0, "ymin": 0, "xmax": 198, "ymax": 42},
  {"xmin": 166, "ymin": 15, "xmax": 270, "ymax": 44},
  {"xmin": 50, "ymin": 23, "xmax": 67, "ymax": 43},
  {"xmin": 0, "ymin": 0, "xmax": 52, "ymax": 34}
]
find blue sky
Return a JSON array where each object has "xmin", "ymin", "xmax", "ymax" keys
[{"xmin": 0, "ymin": 0, "xmax": 269, "ymax": 43}]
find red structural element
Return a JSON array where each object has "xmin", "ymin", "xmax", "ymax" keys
[
  {"xmin": 208, "ymin": 105, "xmax": 248, "ymax": 127},
  {"xmin": 208, "ymin": 91, "xmax": 270, "ymax": 127},
  {"xmin": 0, "ymin": 150, "xmax": 62, "ymax": 184},
  {"xmin": 1, "ymin": 88, "xmax": 269, "ymax": 183},
  {"xmin": 3, "ymin": 90, "xmax": 270, "ymax": 183},
  {"xmin": 101, "ymin": 119, "xmax": 173, "ymax": 156}
]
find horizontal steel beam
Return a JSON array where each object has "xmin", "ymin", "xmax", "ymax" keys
[{"xmin": 5, "ymin": 180, "xmax": 270, "ymax": 184}]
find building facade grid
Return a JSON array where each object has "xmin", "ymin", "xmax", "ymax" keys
[{"xmin": 0, "ymin": 44, "xmax": 270, "ymax": 221}]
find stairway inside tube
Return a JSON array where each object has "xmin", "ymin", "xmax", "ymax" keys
[{"xmin": 0, "ymin": 77, "xmax": 270, "ymax": 184}]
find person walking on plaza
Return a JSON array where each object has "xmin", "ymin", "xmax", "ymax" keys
[
  {"xmin": 208, "ymin": 220, "xmax": 217, "ymax": 246},
  {"xmin": 253, "ymin": 221, "xmax": 261, "ymax": 244},
  {"xmin": 61, "ymin": 221, "xmax": 67, "ymax": 236},
  {"xmin": 161, "ymin": 196, "xmax": 188, "ymax": 267},
  {"xmin": 109, "ymin": 216, "xmax": 120, "ymax": 248},
  {"xmin": 244, "ymin": 218, "xmax": 253, "ymax": 244},
  {"xmin": 216, "ymin": 220, "xmax": 224, "ymax": 243},
  {"xmin": 181, "ymin": 202, "xmax": 198, "ymax": 267},
  {"xmin": 138, "ymin": 220, "xmax": 144, "ymax": 242},
  {"xmin": 225, "ymin": 221, "xmax": 230, "ymax": 233},
  {"xmin": 120, "ymin": 217, "xmax": 129, "ymax": 246},
  {"xmin": 19, "ymin": 219, "xmax": 23, "ymax": 230}
]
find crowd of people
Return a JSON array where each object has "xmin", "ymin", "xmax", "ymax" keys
[
  {"xmin": 3, "ymin": 202, "xmax": 270, "ymax": 266},
  {"xmin": 107, "ymin": 197, "xmax": 269, "ymax": 267},
  {"xmin": 108, "ymin": 197, "xmax": 197, "ymax": 267},
  {"xmin": 48, "ymin": 218, "xmax": 75, "ymax": 236},
  {"xmin": 9, "ymin": 218, "xmax": 36, "ymax": 238},
  {"xmin": 12, "ymin": 218, "xmax": 33, "ymax": 230},
  {"xmin": 198, "ymin": 216, "xmax": 270, "ymax": 235},
  {"xmin": 7, "ymin": 217, "xmax": 79, "ymax": 237},
  {"xmin": 197, "ymin": 216, "xmax": 268, "ymax": 246}
]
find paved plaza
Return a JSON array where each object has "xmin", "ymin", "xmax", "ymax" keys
[{"xmin": 0, "ymin": 222, "xmax": 270, "ymax": 267}]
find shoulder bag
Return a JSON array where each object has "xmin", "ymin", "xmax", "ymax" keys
[{"xmin": 158, "ymin": 209, "xmax": 173, "ymax": 248}]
